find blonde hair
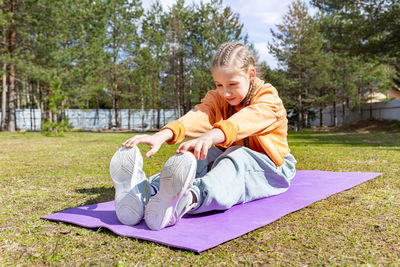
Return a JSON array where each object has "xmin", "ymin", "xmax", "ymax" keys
[{"xmin": 211, "ymin": 42, "xmax": 256, "ymax": 75}]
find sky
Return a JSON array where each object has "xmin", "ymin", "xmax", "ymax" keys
[{"xmin": 142, "ymin": 0, "xmax": 316, "ymax": 69}]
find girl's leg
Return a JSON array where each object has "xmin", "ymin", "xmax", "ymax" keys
[
  {"xmin": 148, "ymin": 146, "xmax": 224, "ymax": 193},
  {"xmin": 144, "ymin": 152, "xmax": 197, "ymax": 231},
  {"xmin": 143, "ymin": 147, "xmax": 224, "ymax": 230},
  {"xmin": 189, "ymin": 146, "xmax": 296, "ymax": 214}
]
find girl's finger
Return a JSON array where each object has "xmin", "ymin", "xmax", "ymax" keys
[
  {"xmin": 129, "ymin": 135, "xmax": 150, "ymax": 147},
  {"xmin": 122, "ymin": 138, "xmax": 132, "ymax": 146},
  {"xmin": 176, "ymin": 143, "xmax": 183, "ymax": 153},
  {"xmin": 146, "ymin": 145, "xmax": 159, "ymax": 158},
  {"xmin": 122, "ymin": 135, "xmax": 139, "ymax": 147},
  {"xmin": 125, "ymin": 138, "xmax": 138, "ymax": 148},
  {"xmin": 194, "ymin": 142, "xmax": 203, "ymax": 160},
  {"xmin": 201, "ymin": 145, "xmax": 208, "ymax": 160},
  {"xmin": 177, "ymin": 142, "xmax": 189, "ymax": 153}
]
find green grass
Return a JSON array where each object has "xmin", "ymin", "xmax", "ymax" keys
[{"xmin": 0, "ymin": 130, "xmax": 399, "ymax": 265}]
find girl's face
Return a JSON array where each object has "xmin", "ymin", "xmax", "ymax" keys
[{"xmin": 212, "ymin": 67, "xmax": 255, "ymax": 106}]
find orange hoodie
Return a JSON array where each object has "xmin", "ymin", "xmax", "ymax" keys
[{"xmin": 161, "ymin": 77, "xmax": 290, "ymax": 167}]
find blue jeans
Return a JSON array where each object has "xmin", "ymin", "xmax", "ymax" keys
[{"xmin": 149, "ymin": 146, "xmax": 296, "ymax": 214}]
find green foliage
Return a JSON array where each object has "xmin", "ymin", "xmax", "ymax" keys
[
  {"xmin": 40, "ymin": 119, "xmax": 72, "ymax": 137},
  {"xmin": 47, "ymin": 77, "xmax": 67, "ymax": 114},
  {"xmin": 311, "ymin": 0, "xmax": 399, "ymax": 88},
  {"xmin": 41, "ymin": 77, "xmax": 72, "ymax": 136},
  {"xmin": 269, "ymin": 0, "xmax": 323, "ymax": 129},
  {"xmin": 311, "ymin": 0, "xmax": 400, "ymax": 57},
  {"xmin": 266, "ymin": 0, "xmax": 397, "ymax": 129}
]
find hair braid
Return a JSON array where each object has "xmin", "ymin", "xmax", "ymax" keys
[
  {"xmin": 221, "ymin": 42, "xmax": 243, "ymax": 66},
  {"xmin": 213, "ymin": 42, "xmax": 230, "ymax": 67},
  {"xmin": 211, "ymin": 42, "xmax": 256, "ymax": 74}
]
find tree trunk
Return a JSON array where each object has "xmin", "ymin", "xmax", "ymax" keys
[
  {"xmin": 21, "ymin": 80, "xmax": 27, "ymax": 108},
  {"xmin": 157, "ymin": 108, "xmax": 161, "ymax": 129},
  {"xmin": 16, "ymin": 80, "xmax": 20, "ymax": 109},
  {"xmin": 333, "ymin": 100, "xmax": 337, "ymax": 127},
  {"xmin": 297, "ymin": 90, "xmax": 302, "ymax": 131},
  {"xmin": 30, "ymin": 83, "xmax": 36, "ymax": 131},
  {"xmin": 61, "ymin": 99, "xmax": 66, "ymax": 123},
  {"xmin": 7, "ymin": 0, "xmax": 17, "ymax": 132},
  {"xmin": 369, "ymin": 82, "xmax": 373, "ymax": 119},
  {"xmin": 1, "ymin": 63, "xmax": 7, "ymax": 131},
  {"xmin": 152, "ymin": 66, "xmax": 156, "ymax": 128},
  {"xmin": 128, "ymin": 108, "xmax": 131, "ymax": 130},
  {"xmin": 297, "ymin": 64, "xmax": 303, "ymax": 131},
  {"xmin": 319, "ymin": 106, "xmax": 323, "ymax": 127},
  {"xmin": 39, "ymin": 83, "xmax": 47, "ymax": 125},
  {"xmin": 32, "ymin": 83, "xmax": 37, "ymax": 131},
  {"xmin": 141, "ymin": 92, "xmax": 145, "ymax": 131},
  {"xmin": 179, "ymin": 51, "xmax": 185, "ymax": 113},
  {"xmin": 156, "ymin": 73, "xmax": 160, "ymax": 129},
  {"xmin": 8, "ymin": 66, "xmax": 16, "ymax": 131},
  {"xmin": 342, "ymin": 102, "xmax": 345, "ymax": 125},
  {"xmin": 114, "ymin": 92, "xmax": 119, "ymax": 128},
  {"xmin": 112, "ymin": 29, "xmax": 119, "ymax": 128},
  {"xmin": 173, "ymin": 46, "xmax": 181, "ymax": 117},
  {"xmin": 47, "ymin": 89, "xmax": 52, "ymax": 123},
  {"xmin": 129, "ymin": 97, "xmax": 135, "ymax": 130},
  {"xmin": 28, "ymin": 83, "xmax": 33, "ymax": 130}
]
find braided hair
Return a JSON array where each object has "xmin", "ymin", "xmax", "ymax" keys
[{"xmin": 211, "ymin": 42, "xmax": 256, "ymax": 74}]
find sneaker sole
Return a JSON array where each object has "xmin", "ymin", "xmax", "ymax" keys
[
  {"xmin": 144, "ymin": 152, "xmax": 197, "ymax": 231},
  {"xmin": 110, "ymin": 146, "xmax": 144, "ymax": 225}
]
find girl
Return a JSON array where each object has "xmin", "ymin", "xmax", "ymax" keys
[{"xmin": 109, "ymin": 42, "xmax": 297, "ymax": 231}]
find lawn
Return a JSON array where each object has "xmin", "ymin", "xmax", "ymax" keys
[{"xmin": 0, "ymin": 130, "xmax": 399, "ymax": 265}]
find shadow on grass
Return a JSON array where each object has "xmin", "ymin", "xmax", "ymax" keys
[
  {"xmin": 58, "ymin": 222, "xmax": 200, "ymax": 253},
  {"xmin": 288, "ymin": 130, "xmax": 400, "ymax": 148},
  {"xmin": 76, "ymin": 186, "xmax": 114, "ymax": 206}
]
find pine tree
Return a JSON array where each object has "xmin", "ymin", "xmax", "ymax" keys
[
  {"xmin": 269, "ymin": 0, "xmax": 323, "ymax": 130},
  {"xmin": 141, "ymin": 0, "xmax": 169, "ymax": 129},
  {"xmin": 104, "ymin": 0, "xmax": 143, "ymax": 128},
  {"xmin": 312, "ymin": 0, "xmax": 400, "ymax": 89},
  {"xmin": 0, "ymin": 0, "xmax": 10, "ymax": 130}
]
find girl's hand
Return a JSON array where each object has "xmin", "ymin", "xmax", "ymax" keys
[
  {"xmin": 122, "ymin": 129, "xmax": 173, "ymax": 158},
  {"xmin": 177, "ymin": 136, "xmax": 213, "ymax": 160},
  {"xmin": 176, "ymin": 128, "xmax": 225, "ymax": 160}
]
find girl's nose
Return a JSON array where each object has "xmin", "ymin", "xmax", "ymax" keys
[{"xmin": 224, "ymin": 90, "xmax": 232, "ymax": 97}]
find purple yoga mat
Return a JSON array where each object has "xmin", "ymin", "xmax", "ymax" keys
[{"xmin": 42, "ymin": 170, "xmax": 381, "ymax": 252}]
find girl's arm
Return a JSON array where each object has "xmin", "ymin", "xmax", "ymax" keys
[
  {"xmin": 122, "ymin": 129, "xmax": 173, "ymax": 158},
  {"xmin": 176, "ymin": 128, "xmax": 225, "ymax": 160},
  {"xmin": 161, "ymin": 91, "xmax": 221, "ymax": 145}
]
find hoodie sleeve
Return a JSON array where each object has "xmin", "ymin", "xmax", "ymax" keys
[{"xmin": 161, "ymin": 90, "xmax": 222, "ymax": 144}]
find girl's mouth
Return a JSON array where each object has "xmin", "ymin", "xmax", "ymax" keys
[{"xmin": 227, "ymin": 97, "xmax": 236, "ymax": 102}]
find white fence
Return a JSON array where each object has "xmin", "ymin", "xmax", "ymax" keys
[
  {"xmin": 0, "ymin": 109, "xmax": 179, "ymax": 131},
  {"xmin": 2, "ymin": 100, "xmax": 399, "ymax": 131},
  {"xmin": 309, "ymin": 99, "xmax": 400, "ymax": 127}
]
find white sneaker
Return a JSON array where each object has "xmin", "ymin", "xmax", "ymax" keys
[
  {"xmin": 144, "ymin": 152, "xmax": 197, "ymax": 231},
  {"xmin": 109, "ymin": 146, "xmax": 149, "ymax": 225}
]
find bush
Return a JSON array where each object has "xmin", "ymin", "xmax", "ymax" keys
[{"xmin": 41, "ymin": 119, "xmax": 73, "ymax": 136}]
